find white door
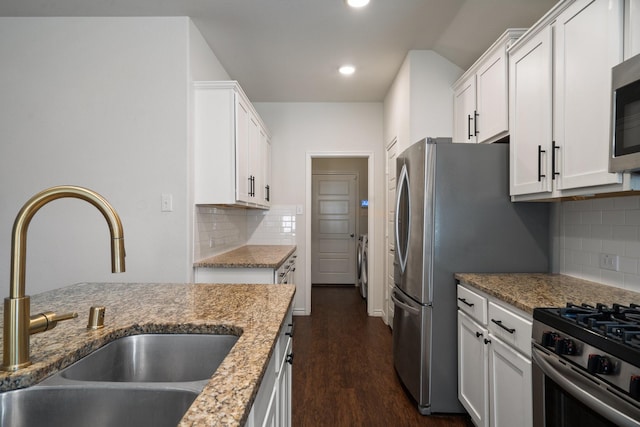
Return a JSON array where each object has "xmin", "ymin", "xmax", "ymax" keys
[
  {"xmin": 385, "ymin": 140, "xmax": 398, "ymax": 326},
  {"xmin": 311, "ymin": 174, "xmax": 357, "ymax": 284}
]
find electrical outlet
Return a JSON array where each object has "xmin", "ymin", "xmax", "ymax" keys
[{"xmin": 599, "ymin": 253, "xmax": 619, "ymax": 271}]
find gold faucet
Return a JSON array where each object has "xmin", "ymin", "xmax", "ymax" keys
[{"xmin": 2, "ymin": 186, "xmax": 126, "ymax": 371}]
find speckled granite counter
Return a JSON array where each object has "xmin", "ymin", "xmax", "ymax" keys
[
  {"xmin": 0, "ymin": 282, "xmax": 295, "ymax": 426},
  {"xmin": 455, "ymin": 273, "xmax": 640, "ymax": 314},
  {"xmin": 195, "ymin": 245, "xmax": 296, "ymax": 269}
]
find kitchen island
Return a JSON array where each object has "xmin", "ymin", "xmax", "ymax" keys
[{"xmin": 0, "ymin": 282, "xmax": 295, "ymax": 426}]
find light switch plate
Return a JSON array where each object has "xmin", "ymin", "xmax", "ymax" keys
[{"xmin": 161, "ymin": 193, "xmax": 173, "ymax": 212}]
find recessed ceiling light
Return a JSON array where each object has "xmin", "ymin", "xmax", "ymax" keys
[
  {"xmin": 339, "ymin": 65, "xmax": 356, "ymax": 76},
  {"xmin": 346, "ymin": 0, "xmax": 370, "ymax": 8}
]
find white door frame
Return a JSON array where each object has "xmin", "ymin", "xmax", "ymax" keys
[{"xmin": 305, "ymin": 151, "xmax": 375, "ymax": 316}]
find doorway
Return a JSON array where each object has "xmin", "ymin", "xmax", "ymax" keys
[{"xmin": 308, "ymin": 155, "xmax": 370, "ymax": 313}]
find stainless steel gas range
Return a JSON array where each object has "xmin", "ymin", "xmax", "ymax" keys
[{"xmin": 532, "ymin": 303, "xmax": 640, "ymax": 426}]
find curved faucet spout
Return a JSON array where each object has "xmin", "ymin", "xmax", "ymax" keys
[
  {"xmin": 10, "ymin": 185, "xmax": 126, "ymax": 299},
  {"xmin": 3, "ymin": 185, "xmax": 126, "ymax": 371}
]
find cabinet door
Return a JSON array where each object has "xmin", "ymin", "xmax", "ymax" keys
[
  {"xmin": 277, "ymin": 338, "xmax": 292, "ymax": 427},
  {"xmin": 625, "ymin": 0, "xmax": 640, "ymax": 59},
  {"xmin": 248, "ymin": 114, "xmax": 261, "ymax": 204},
  {"xmin": 509, "ymin": 27, "xmax": 553, "ymax": 196},
  {"xmin": 453, "ymin": 76, "xmax": 477, "ymax": 143},
  {"xmin": 476, "ymin": 48, "xmax": 508, "ymax": 143},
  {"xmin": 458, "ymin": 311, "xmax": 489, "ymax": 427},
  {"xmin": 261, "ymin": 129, "xmax": 272, "ymax": 207},
  {"xmin": 554, "ymin": 0, "xmax": 623, "ymax": 191},
  {"xmin": 488, "ymin": 336, "xmax": 532, "ymax": 427},
  {"xmin": 235, "ymin": 95, "xmax": 252, "ymax": 203}
]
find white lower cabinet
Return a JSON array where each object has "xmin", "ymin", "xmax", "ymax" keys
[
  {"xmin": 488, "ymin": 335, "xmax": 532, "ymax": 427},
  {"xmin": 457, "ymin": 284, "xmax": 532, "ymax": 427},
  {"xmin": 245, "ymin": 307, "xmax": 293, "ymax": 427},
  {"xmin": 458, "ymin": 310, "xmax": 489, "ymax": 427}
]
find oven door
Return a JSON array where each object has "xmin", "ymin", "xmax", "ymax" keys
[{"xmin": 532, "ymin": 345, "xmax": 640, "ymax": 427}]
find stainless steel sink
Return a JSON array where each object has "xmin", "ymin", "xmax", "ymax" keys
[
  {"xmin": 0, "ymin": 385, "xmax": 198, "ymax": 427},
  {"xmin": 0, "ymin": 333, "xmax": 239, "ymax": 426},
  {"xmin": 59, "ymin": 334, "xmax": 239, "ymax": 382}
]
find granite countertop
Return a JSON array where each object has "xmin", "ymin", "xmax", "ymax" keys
[
  {"xmin": 194, "ymin": 245, "xmax": 297, "ymax": 269},
  {"xmin": 0, "ymin": 282, "xmax": 295, "ymax": 426},
  {"xmin": 455, "ymin": 273, "xmax": 640, "ymax": 314}
]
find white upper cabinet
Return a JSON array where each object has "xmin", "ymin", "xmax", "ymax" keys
[
  {"xmin": 194, "ymin": 81, "xmax": 272, "ymax": 209},
  {"xmin": 453, "ymin": 29, "xmax": 526, "ymax": 144},
  {"xmin": 260, "ymin": 128, "xmax": 272, "ymax": 207},
  {"xmin": 509, "ymin": 26, "xmax": 553, "ymax": 196},
  {"xmin": 509, "ymin": 0, "xmax": 640, "ymax": 200},
  {"xmin": 625, "ymin": 0, "xmax": 640, "ymax": 59},
  {"xmin": 554, "ymin": 0, "xmax": 623, "ymax": 191},
  {"xmin": 453, "ymin": 77, "xmax": 477, "ymax": 143}
]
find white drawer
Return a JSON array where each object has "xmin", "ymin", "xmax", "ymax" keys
[
  {"xmin": 457, "ymin": 284, "xmax": 487, "ymax": 324},
  {"xmin": 488, "ymin": 301, "xmax": 532, "ymax": 356}
]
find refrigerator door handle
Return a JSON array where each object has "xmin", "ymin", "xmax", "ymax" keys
[
  {"xmin": 395, "ymin": 163, "xmax": 410, "ymax": 273},
  {"xmin": 391, "ymin": 290, "xmax": 420, "ymax": 316}
]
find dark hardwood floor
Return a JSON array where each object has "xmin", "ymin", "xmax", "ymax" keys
[{"xmin": 292, "ymin": 285, "xmax": 473, "ymax": 427}]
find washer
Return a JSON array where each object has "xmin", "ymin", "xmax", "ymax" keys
[{"xmin": 360, "ymin": 234, "xmax": 368, "ymax": 299}]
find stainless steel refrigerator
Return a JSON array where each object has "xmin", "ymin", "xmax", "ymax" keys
[{"xmin": 392, "ymin": 138, "xmax": 549, "ymax": 414}]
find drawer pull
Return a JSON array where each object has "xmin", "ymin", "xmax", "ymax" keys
[
  {"xmin": 285, "ymin": 322, "xmax": 294, "ymax": 337},
  {"xmin": 491, "ymin": 319, "xmax": 516, "ymax": 334},
  {"xmin": 484, "ymin": 338, "xmax": 491, "ymax": 345},
  {"xmin": 457, "ymin": 297, "xmax": 474, "ymax": 307},
  {"xmin": 475, "ymin": 331, "xmax": 483, "ymax": 338},
  {"xmin": 286, "ymin": 353, "xmax": 294, "ymax": 365}
]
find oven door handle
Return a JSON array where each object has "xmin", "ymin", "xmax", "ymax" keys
[{"xmin": 532, "ymin": 347, "xmax": 640, "ymax": 427}]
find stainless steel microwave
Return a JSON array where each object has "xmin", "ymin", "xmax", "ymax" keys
[{"xmin": 609, "ymin": 53, "xmax": 640, "ymax": 172}]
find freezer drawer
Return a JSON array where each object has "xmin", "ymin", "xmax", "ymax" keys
[{"xmin": 391, "ymin": 287, "xmax": 432, "ymax": 414}]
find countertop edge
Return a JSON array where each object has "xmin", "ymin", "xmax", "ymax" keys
[
  {"xmin": 455, "ymin": 273, "xmax": 640, "ymax": 314},
  {"xmin": 194, "ymin": 245, "xmax": 297, "ymax": 269}
]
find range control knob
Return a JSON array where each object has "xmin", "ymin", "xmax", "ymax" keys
[
  {"xmin": 630, "ymin": 376, "xmax": 640, "ymax": 401},
  {"xmin": 541, "ymin": 331, "xmax": 559, "ymax": 347},
  {"xmin": 587, "ymin": 354, "xmax": 613, "ymax": 375},
  {"xmin": 554, "ymin": 337, "xmax": 577, "ymax": 356}
]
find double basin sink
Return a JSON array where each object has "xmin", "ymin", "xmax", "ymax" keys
[{"xmin": 0, "ymin": 333, "xmax": 239, "ymax": 427}]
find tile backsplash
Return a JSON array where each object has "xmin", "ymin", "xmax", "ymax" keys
[
  {"xmin": 559, "ymin": 195, "xmax": 640, "ymax": 292},
  {"xmin": 195, "ymin": 205, "xmax": 297, "ymax": 260}
]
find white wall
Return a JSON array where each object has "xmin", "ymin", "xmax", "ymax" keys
[
  {"xmin": 254, "ymin": 103, "xmax": 384, "ymax": 315},
  {"xmin": 383, "ymin": 50, "xmax": 463, "ymax": 152},
  {"xmin": 0, "ymin": 17, "xmax": 228, "ymax": 298},
  {"xmin": 407, "ymin": 51, "xmax": 464, "ymax": 144}
]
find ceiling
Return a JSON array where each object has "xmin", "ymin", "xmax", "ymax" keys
[{"xmin": 0, "ymin": 0, "xmax": 559, "ymax": 102}]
